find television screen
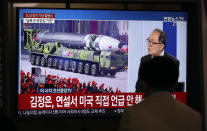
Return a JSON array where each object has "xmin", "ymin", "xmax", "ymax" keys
[{"xmin": 18, "ymin": 8, "xmax": 188, "ymax": 117}]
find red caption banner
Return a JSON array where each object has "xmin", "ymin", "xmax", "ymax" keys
[
  {"xmin": 23, "ymin": 13, "xmax": 55, "ymax": 23},
  {"xmin": 18, "ymin": 92, "xmax": 186, "ymax": 110},
  {"xmin": 23, "ymin": 13, "xmax": 55, "ymax": 18}
]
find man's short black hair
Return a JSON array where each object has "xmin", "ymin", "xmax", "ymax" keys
[
  {"xmin": 153, "ymin": 28, "xmax": 167, "ymax": 45},
  {"xmin": 138, "ymin": 56, "xmax": 179, "ymax": 91}
]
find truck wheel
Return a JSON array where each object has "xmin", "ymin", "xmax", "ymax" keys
[
  {"xmin": 35, "ymin": 56, "xmax": 41, "ymax": 66},
  {"xmin": 31, "ymin": 55, "xmax": 36, "ymax": 65},
  {"xmin": 48, "ymin": 57, "xmax": 53, "ymax": 67},
  {"xmin": 41, "ymin": 56, "xmax": 46, "ymax": 67},
  {"xmin": 71, "ymin": 61, "xmax": 77, "ymax": 73},
  {"xmin": 91, "ymin": 64, "xmax": 98, "ymax": 76},
  {"xmin": 100, "ymin": 70, "xmax": 106, "ymax": 75},
  {"xmin": 84, "ymin": 63, "xmax": 91, "ymax": 75},
  {"xmin": 78, "ymin": 62, "xmax": 84, "ymax": 74},
  {"xmin": 64, "ymin": 60, "xmax": 69, "ymax": 71},
  {"xmin": 53, "ymin": 58, "xmax": 58, "ymax": 68},
  {"xmin": 58, "ymin": 59, "xmax": 63, "ymax": 70},
  {"xmin": 110, "ymin": 72, "xmax": 116, "ymax": 76}
]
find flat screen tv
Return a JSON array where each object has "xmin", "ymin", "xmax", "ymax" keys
[{"xmin": 17, "ymin": 8, "xmax": 188, "ymax": 118}]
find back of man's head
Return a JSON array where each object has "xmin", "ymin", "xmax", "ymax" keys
[{"xmin": 138, "ymin": 56, "xmax": 179, "ymax": 92}]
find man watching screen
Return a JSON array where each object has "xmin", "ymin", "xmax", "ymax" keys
[
  {"xmin": 136, "ymin": 28, "xmax": 179, "ymax": 92},
  {"xmin": 119, "ymin": 57, "xmax": 201, "ymax": 131}
]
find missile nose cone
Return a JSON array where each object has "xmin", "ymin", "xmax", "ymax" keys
[{"xmin": 98, "ymin": 36, "xmax": 120, "ymax": 51}]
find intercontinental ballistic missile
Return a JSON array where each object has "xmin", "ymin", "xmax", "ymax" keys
[
  {"xmin": 35, "ymin": 32, "xmax": 86, "ymax": 49},
  {"xmin": 35, "ymin": 31, "xmax": 120, "ymax": 51}
]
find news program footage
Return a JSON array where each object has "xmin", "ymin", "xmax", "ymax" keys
[{"xmin": 18, "ymin": 9, "xmax": 188, "ymax": 117}]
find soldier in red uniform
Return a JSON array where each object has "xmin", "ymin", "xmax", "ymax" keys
[
  {"xmin": 21, "ymin": 82, "xmax": 27, "ymax": 94},
  {"xmin": 99, "ymin": 83, "xmax": 105, "ymax": 93},
  {"xmin": 39, "ymin": 84, "xmax": 44, "ymax": 88}
]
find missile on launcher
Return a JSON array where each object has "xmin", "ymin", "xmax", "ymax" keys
[{"xmin": 35, "ymin": 31, "xmax": 120, "ymax": 51}]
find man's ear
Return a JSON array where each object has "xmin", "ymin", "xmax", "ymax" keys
[{"xmin": 160, "ymin": 44, "xmax": 165, "ymax": 50}]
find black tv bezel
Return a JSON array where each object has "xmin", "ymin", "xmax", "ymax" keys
[{"xmin": 9, "ymin": 3, "xmax": 203, "ymax": 121}]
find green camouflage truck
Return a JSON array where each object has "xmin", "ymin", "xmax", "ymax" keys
[{"xmin": 23, "ymin": 29, "xmax": 128, "ymax": 76}]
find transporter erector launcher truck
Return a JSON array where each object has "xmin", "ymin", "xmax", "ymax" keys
[{"xmin": 23, "ymin": 29, "xmax": 128, "ymax": 76}]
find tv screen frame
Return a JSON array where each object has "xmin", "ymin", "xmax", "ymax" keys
[
  {"xmin": 15, "ymin": 7, "xmax": 192, "ymax": 119},
  {"xmin": 2, "ymin": 2, "xmax": 203, "ymax": 130}
]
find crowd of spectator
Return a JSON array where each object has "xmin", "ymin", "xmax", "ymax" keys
[{"xmin": 20, "ymin": 70, "xmax": 121, "ymax": 94}]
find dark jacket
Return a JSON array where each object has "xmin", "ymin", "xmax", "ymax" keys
[{"xmin": 119, "ymin": 92, "xmax": 201, "ymax": 131}]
